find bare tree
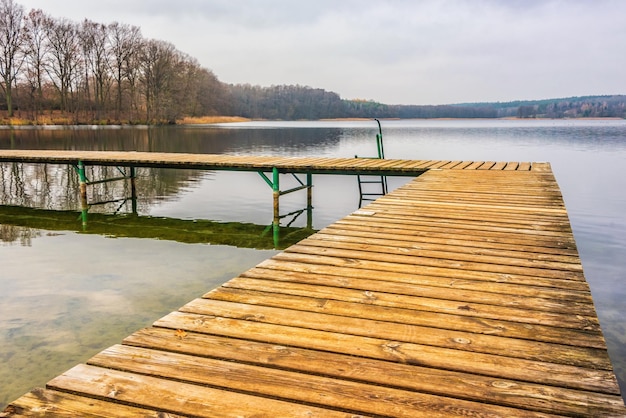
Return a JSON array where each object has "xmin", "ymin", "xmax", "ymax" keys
[
  {"xmin": 80, "ymin": 19, "xmax": 112, "ymax": 119},
  {"xmin": 195, "ymin": 67, "xmax": 229, "ymax": 116},
  {"xmin": 108, "ymin": 22, "xmax": 141, "ymax": 121},
  {"xmin": 175, "ymin": 55, "xmax": 201, "ymax": 116},
  {"xmin": 45, "ymin": 18, "xmax": 81, "ymax": 113},
  {"xmin": 140, "ymin": 39, "xmax": 177, "ymax": 122},
  {"xmin": 0, "ymin": 0, "xmax": 25, "ymax": 117},
  {"xmin": 23, "ymin": 8, "xmax": 51, "ymax": 120},
  {"xmin": 124, "ymin": 38, "xmax": 142, "ymax": 122}
]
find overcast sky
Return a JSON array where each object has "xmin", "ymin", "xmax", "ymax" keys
[{"xmin": 15, "ymin": 0, "xmax": 626, "ymax": 105}]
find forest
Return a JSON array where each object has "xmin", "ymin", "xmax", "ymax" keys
[{"xmin": 1, "ymin": 0, "xmax": 625, "ymax": 124}]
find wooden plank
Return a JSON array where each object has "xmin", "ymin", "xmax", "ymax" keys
[
  {"xmin": 379, "ymin": 159, "xmax": 432, "ymax": 169},
  {"xmin": 491, "ymin": 161, "xmax": 508, "ymax": 170},
  {"xmin": 237, "ymin": 268, "xmax": 604, "ymax": 347},
  {"xmin": 378, "ymin": 190, "xmax": 567, "ymax": 207},
  {"xmin": 245, "ymin": 260, "xmax": 594, "ymax": 306},
  {"xmin": 376, "ymin": 180, "xmax": 564, "ymax": 195},
  {"xmin": 123, "ymin": 327, "xmax": 626, "ymax": 416},
  {"xmin": 396, "ymin": 185, "xmax": 562, "ymax": 197},
  {"xmin": 179, "ymin": 295, "xmax": 609, "ymax": 370},
  {"xmin": 349, "ymin": 210, "xmax": 571, "ymax": 236},
  {"xmin": 250, "ymin": 259, "xmax": 594, "ymax": 318},
  {"xmin": 425, "ymin": 160, "xmax": 451, "ymax": 168},
  {"xmin": 324, "ymin": 222, "xmax": 580, "ymax": 256},
  {"xmin": 0, "ymin": 388, "xmax": 181, "ymax": 417},
  {"xmin": 478, "ymin": 161, "xmax": 497, "ymax": 170},
  {"xmin": 282, "ymin": 244, "xmax": 585, "ymax": 283},
  {"xmin": 367, "ymin": 196, "xmax": 568, "ymax": 215},
  {"xmin": 463, "ymin": 161, "xmax": 486, "ymax": 169},
  {"xmin": 346, "ymin": 205, "xmax": 571, "ymax": 230},
  {"xmin": 155, "ymin": 310, "xmax": 620, "ymax": 394},
  {"xmin": 266, "ymin": 252, "xmax": 593, "ymax": 294},
  {"xmin": 333, "ymin": 216, "xmax": 579, "ymax": 250},
  {"xmin": 88, "ymin": 344, "xmax": 556, "ymax": 418},
  {"xmin": 298, "ymin": 234, "xmax": 584, "ymax": 273},
  {"xmin": 452, "ymin": 160, "xmax": 476, "ymax": 169},
  {"xmin": 362, "ymin": 202, "xmax": 569, "ymax": 223},
  {"xmin": 531, "ymin": 162, "xmax": 553, "ymax": 172},
  {"xmin": 47, "ymin": 364, "xmax": 358, "ymax": 418},
  {"xmin": 439, "ymin": 160, "xmax": 464, "ymax": 169},
  {"xmin": 229, "ymin": 268, "xmax": 596, "ymax": 318},
  {"xmin": 313, "ymin": 229, "xmax": 582, "ymax": 265}
]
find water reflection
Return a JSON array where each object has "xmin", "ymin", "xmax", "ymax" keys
[
  {"xmin": 0, "ymin": 161, "xmax": 207, "ymax": 213},
  {"xmin": 0, "ymin": 224, "xmax": 42, "ymax": 246},
  {"xmin": 0, "ymin": 124, "xmax": 345, "ymax": 155},
  {"xmin": 0, "ymin": 205, "xmax": 315, "ymax": 250}
]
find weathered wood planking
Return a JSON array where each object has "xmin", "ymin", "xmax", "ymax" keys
[
  {"xmin": 3, "ymin": 164, "xmax": 626, "ymax": 417},
  {"xmin": 0, "ymin": 149, "xmax": 540, "ymax": 175}
]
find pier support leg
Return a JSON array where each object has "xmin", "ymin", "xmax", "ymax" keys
[
  {"xmin": 258, "ymin": 168, "xmax": 313, "ymax": 247},
  {"xmin": 77, "ymin": 161, "xmax": 88, "ymax": 229},
  {"xmin": 272, "ymin": 167, "xmax": 280, "ymax": 223},
  {"xmin": 306, "ymin": 173, "xmax": 313, "ymax": 229},
  {"xmin": 130, "ymin": 166, "xmax": 137, "ymax": 214},
  {"xmin": 272, "ymin": 167, "xmax": 280, "ymax": 246}
]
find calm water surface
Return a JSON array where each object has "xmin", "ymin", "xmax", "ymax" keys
[{"xmin": 1, "ymin": 119, "xmax": 625, "ymax": 407}]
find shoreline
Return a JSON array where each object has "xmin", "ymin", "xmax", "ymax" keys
[{"xmin": 1, "ymin": 115, "xmax": 624, "ymax": 127}]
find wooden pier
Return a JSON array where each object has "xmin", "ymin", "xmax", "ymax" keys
[
  {"xmin": 0, "ymin": 150, "xmax": 542, "ymax": 239},
  {"xmin": 2, "ymin": 152, "xmax": 626, "ymax": 417},
  {"xmin": 0, "ymin": 150, "xmax": 534, "ymax": 174}
]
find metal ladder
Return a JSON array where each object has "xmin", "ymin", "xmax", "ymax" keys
[{"xmin": 356, "ymin": 119, "xmax": 388, "ymax": 207}]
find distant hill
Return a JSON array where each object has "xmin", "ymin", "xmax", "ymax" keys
[
  {"xmin": 227, "ymin": 87, "xmax": 626, "ymax": 120},
  {"xmin": 453, "ymin": 95, "xmax": 626, "ymax": 119},
  {"xmin": 341, "ymin": 94, "xmax": 626, "ymax": 119}
]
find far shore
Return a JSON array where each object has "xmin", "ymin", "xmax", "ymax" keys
[{"xmin": 1, "ymin": 115, "xmax": 624, "ymax": 127}]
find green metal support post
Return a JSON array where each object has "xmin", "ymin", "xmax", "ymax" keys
[
  {"xmin": 272, "ymin": 167, "xmax": 280, "ymax": 246},
  {"xmin": 76, "ymin": 161, "xmax": 88, "ymax": 229},
  {"xmin": 257, "ymin": 167, "xmax": 314, "ymax": 247},
  {"xmin": 130, "ymin": 166, "xmax": 138, "ymax": 214},
  {"xmin": 306, "ymin": 173, "xmax": 313, "ymax": 229}
]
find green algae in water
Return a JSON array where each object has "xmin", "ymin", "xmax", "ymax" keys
[{"xmin": 0, "ymin": 205, "xmax": 315, "ymax": 250}]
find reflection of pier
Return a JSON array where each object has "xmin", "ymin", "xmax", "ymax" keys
[{"xmin": 0, "ymin": 205, "xmax": 315, "ymax": 250}]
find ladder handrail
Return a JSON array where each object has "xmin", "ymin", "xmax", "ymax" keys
[
  {"xmin": 356, "ymin": 119, "xmax": 388, "ymax": 206},
  {"xmin": 375, "ymin": 118, "xmax": 385, "ymax": 160}
]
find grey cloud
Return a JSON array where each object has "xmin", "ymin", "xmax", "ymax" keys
[{"xmin": 15, "ymin": 0, "xmax": 626, "ymax": 104}]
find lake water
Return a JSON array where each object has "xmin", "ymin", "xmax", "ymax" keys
[{"xmin": 1, "ymin": 119, "xmax": 625, "ymax": 408}]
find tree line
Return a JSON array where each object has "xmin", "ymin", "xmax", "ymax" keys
[
  {"xmin": 0, "ymin": 0, "xmax": 229, "ymax": 123},
  {"xmin": 1, "ymin": 0, "xmax": 624, "ymax": 124}
]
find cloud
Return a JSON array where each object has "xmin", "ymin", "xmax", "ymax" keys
[{"xmin": 15, "ymin": 0, "xmax": 626, "ymax": 104}]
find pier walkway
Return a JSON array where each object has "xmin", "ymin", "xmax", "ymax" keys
[
  {"xmin": 2, "ymin": 153, "xmax": 626, "ymax": 416},
  {"xmin": 0, "ymin": 149, "xmax": 536, "ymax": 174}
]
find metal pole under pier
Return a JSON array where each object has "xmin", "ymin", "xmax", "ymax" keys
[
  {"xmin": 76, "ymin": 161, "xmax": 88, "ymax": 229},
  {"xmin": 272, "ymin": 167, "xmax": 280, "ymax": 245},
  {"xmin": 306, "ymin": 173, "xmax": 313, "ymax": 229},
  {"xmin": 130, "ymin": 166, "xmax": 137, "ymax": 214}
]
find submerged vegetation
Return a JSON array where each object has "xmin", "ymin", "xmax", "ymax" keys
[{"xmin": 0, "ymin": 0, "xmax": 624, "ymax": 125}]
